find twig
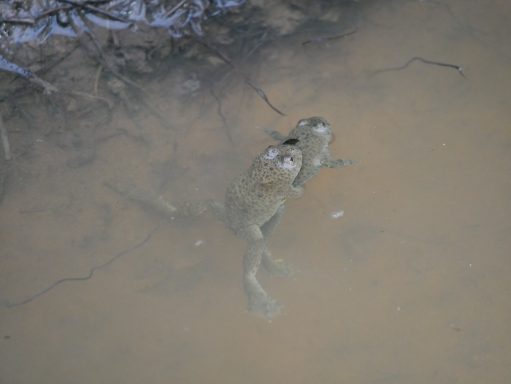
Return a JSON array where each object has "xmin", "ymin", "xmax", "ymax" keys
[
  {"xmin": 27, "ymin": 74, "xmax": 59, "ymax": 94},
  {"xmin": 39, "ymin": 43, "xmax": 80, "ymax": 75},
  {"xmin": 72, "ymin": 15, "xmax": 174, "ymax": 130},
  {"xmin": 0, "ymin": 112, "xmax": 11, "ymax": 161},
  {"xmin": 0, "ymin": 54, "xmax": 58, "ymax": 94},
  {"xmin": 2, "ymin": 227, "xmax": 159, "ymax": 308},
  {"xmin": 0, "ymin": 17, "xmax": 35, "ymax": 26},
  {"xmin": 164, "ymin": 0, "xmax": 187, "ymax": 17},
  {"xmin": 197, "ymin": 38, "xmax": 286, "ymax": 116},
  {"xmin": 0, "ymin": 6, "xmax": 72, "ymax": 24},
  {"xmin": 373, "ymin": 56, "xmax": 466, "ymax": 78},
  {"xmin": 68, "ymin": 90, "xmax": 114, "ymax": 109},
  {"xmin": 209, "ymin": 87, "xmax": 233, "ymax": 145},
  {"xmin": 94, "ymin": 64, "xmax": 103, "ymax": 95},
  {"xmin": 56, "ymin": 0, "xmax": 132, "ymax": 23},
  {"xmin": 37, "ymin": 5, "xmax": 73, "ymax": 20},
  {"xmin": 302, "ymin": 29, "xmax": 357, "ymax": 46}
]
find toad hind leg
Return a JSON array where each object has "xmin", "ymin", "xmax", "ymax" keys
[
  {"xmin": 239, "ymin": 225, "xmax": 281, "ymax": 320},
  {"xmin": 105, "ymin": 180, "xmax": 226, "ymax": 222},
  {"xmin": 261, "ymin": 206, "xmax": 293, "ymax": 276}
]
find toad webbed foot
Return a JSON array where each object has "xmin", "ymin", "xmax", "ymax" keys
[{"xmin": 246, "ymin": 290, "xmax": 282, "ymax": 320}]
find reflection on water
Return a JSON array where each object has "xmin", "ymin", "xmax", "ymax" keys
[{"xmin": 1, "ymin": 0, "xmax": 510, "ymax": 383}]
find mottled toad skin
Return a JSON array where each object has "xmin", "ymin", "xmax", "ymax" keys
[
  {"xmin": 267, "ymin": 116, "xmax": 353, "ymax": 186},
  {"xmin": 224, "ymin": 145, "xmax": 303, "ymax": 233},
  {"xmin": 223, "ymin": 144, "xmax": 303, "ymax": 319}
]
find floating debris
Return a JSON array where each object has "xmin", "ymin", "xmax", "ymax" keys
[
  {"xmin": 330, "ymin": 210, "xmax": 344, "ymax": 219},
  {"xmin": 194, "ymin": 239, "xmax": 204, "ymax": 247}
]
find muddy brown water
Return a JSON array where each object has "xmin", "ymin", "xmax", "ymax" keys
[{"xmin": 1, "ymin": 1, "xmax": 510, "ymax": 383}]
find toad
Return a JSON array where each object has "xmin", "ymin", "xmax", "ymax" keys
[{"xmin": 266, "ymin": 116, "xmax": 353, "ymax": 186}]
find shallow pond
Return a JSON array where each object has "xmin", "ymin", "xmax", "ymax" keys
[{"xmin": 1, "ymin": 1, "xmax": 510, "ymax": 383}]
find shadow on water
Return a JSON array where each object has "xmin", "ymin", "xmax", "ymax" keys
[{"xmin": 1, "ymin": 0, "xmax": 510, "ymax": 383}]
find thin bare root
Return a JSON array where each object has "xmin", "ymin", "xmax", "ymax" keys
[
  {"xmin": 1, "ymin": 227, "xmax": 158, "ymax": 308},
  {"xmin": 198, "ymin": 38, "xmax": 286, "ymax": 116},
  {"xmin": 372, "ymin": 56, "xmax": 466, "ymax": 78},
  {"xmin": 302, "ymin": 29, "xmax": 357, "ymax": 46},
  {"xmin": 0, "ymin": 113, "xmax": 11, "ymax": 161},
  {"xmin": 68, "ymin": 90, "xmax": 114, "ymax": 109}
]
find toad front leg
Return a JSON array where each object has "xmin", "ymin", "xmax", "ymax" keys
[
  {"xmin": 240, "ymin": 224, "xmax": 281, "ymax": 320},
  {"xmin": 264, "ymin": 128, "xmax": 287, "ymax": 141},
  {"xmin": 322, "ymin": 158, "xmax": 354, "ymax": 168}
]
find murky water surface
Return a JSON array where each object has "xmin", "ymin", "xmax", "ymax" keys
[{"xmin": 1, "ymin": 1, "xmax": 510, "ymax": 383}]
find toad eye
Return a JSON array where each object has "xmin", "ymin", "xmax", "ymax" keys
[
  {"xmin": 280, "ymin": 155, "xmax": 297, "ymax": 169},
  {"xmin": 298, "ymin": 119, "xmax": 308, "ymax": 127},
  {"xmin": 313, "ymin": 123, "xmax": 329, "ymax": 134},
  {"xmin": 263, "ymin": 147, "xmax": 279, "ymax": 159}
]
